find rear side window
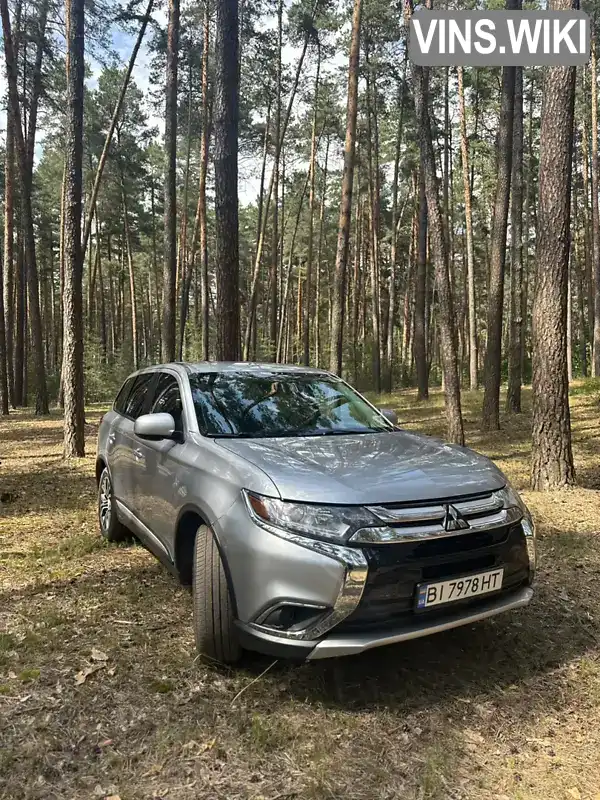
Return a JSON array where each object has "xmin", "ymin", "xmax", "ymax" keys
[
  {"xmin": 123, "ymin": 374, "xmax": 154, "ymax": 419},
  {"xmin": 114, "ymin": 377, "xmax": 135, "ymax": 415}
]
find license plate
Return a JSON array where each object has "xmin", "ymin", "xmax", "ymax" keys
[{"xmin": 415, "ymin": 568, "xmax": 504, "ymax": 610}]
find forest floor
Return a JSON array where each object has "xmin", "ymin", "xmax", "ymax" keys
[{"xmin": 1, "ymin": 383, "xmax": 600, "ymax": 800}]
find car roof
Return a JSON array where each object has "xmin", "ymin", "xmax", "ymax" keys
[{"xmin": 134, "ymin": 361, "xmax": 334, "ymax": 377}]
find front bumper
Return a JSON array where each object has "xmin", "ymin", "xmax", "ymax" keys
[
  {"xmin": 217, "ymin": 497, "xmax": 535, "ymax": 660},
  {"xmin": 307, "ymin": 586, "xmax": 533, "ymax": 658},
  {"xmin": 235, "ymin": 586, "xmax": 533, "ymax": 660}
]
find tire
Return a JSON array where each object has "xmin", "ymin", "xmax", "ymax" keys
[
  {"xmin": 193, "ymin": 524, "xmax": 242, "ymax": 664},
  {"xmin": 98, "ymin": 467, "xmax": 128, "ymax": 543}
]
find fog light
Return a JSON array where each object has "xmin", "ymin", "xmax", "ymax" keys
[
  {"xmin": 257, "ymin": 603, "xmax": 329, "ymax": 635},
  {"xmin": 522, "ymin": 517, "xmax": 537, "ymax": 581}
]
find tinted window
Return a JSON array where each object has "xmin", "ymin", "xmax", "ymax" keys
[
  {"xmin": 123, "ymin": 374, "xmax": 154, "ymax": 419},
  {"xmin": 150, "ymin": 373, "xmax": 184, "ymax": 433},
  {"xmin": 188, "ymin": 372, "xmax": 392, "ymax": 438},
  {"xmin": 114, "ymin": 377, "xmax": 135, "ymax": 415}
]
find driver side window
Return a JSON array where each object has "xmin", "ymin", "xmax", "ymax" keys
[{"xmin": 150, "ymin": 373, "xmax": 185, "ymax": 435}]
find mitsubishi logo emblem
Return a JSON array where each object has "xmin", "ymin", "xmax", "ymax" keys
[{"xmin": 444, "ymin": 504, "xmax": 469, "ymax": 532}]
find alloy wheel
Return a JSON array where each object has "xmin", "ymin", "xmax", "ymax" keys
[{"xmin": 99, "ymin": 473, "xmax": 112, "ymax": 533}]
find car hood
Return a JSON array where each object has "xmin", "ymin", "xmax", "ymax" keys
[{"xmin": 216, "ymin": 430, "xmax": 506, "ymax": 505}]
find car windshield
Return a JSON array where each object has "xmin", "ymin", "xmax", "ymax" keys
[{"xmin": 188, "ymin": 372, "xmax": 393, "ymax": 438}]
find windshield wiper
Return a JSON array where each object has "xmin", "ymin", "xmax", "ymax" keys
[
  {"xmin": 302, "ymin": 428, "xmax": 388, "ymax": 437},
  {"xmin": 211, "ymin": 430, "xmax": 306, "ymax": 439},
  {"xmin": 211, "ymin": 428, "xmax": 391, "ymax": 439}
]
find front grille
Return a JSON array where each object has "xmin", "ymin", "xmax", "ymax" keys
[
  {"xmin": 338, "ymin": 522, "xmax": 530, "ymax": 634},
  {"xmin": 362, "ymin": 491, "xmax": 509, "ymax": 541}
]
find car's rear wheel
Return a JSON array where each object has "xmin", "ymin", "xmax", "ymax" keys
[
  {"xmin": 193, "ymin": 524, "xmax": 242, "ymax": 664},
  {"xmin": 98, "ymin": 467, "xmax": 128, "ymax": 542}
]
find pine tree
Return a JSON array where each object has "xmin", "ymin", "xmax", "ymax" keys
[
  {"xmin": 214, "ymin": 0, "xmax": 240, "ymax": 359},
  {"xmin": 531, "ymin": 0, "xmax": 576, "ymax": 490},
  {"xmin": 63, "ymin": 0, "xmax": 86, "ymax": 457}
]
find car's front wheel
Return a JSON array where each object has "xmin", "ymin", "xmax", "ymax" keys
[
  {"xmin": 98, "ymin": 467, "xmax": 128, "ymax": 542},
  {"xmin": 193, "ymin": 524, "xmax": 242, "ymax": 664}
]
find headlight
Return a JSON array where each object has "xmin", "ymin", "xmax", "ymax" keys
[
  {"xmin": 244, "ymin": 491, "xmax": 376, "ymax": 543},
  {"xmin": 493, "ymin": 482, "xmax": 531, "ymax": 519},
  {"xmin": 494, "ymin": 483, "xmax": 536, "ymax": 580}
]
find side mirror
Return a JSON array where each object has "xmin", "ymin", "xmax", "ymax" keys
[
  {"xmin": 379, "ymin": 408, "xmax": 398, "ymax": 426},
  {"xmin": 134, "ymin": 412, "xmax": 176, "ymax": 441}
]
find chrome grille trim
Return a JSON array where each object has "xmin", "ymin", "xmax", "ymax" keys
[
  {"xmin": 452, "ymin": 494, "xmax": 505, "ymax": 515},
  {"xmin": 367, "ymin": 505, "xmax": 447, "ymax": 524},
  {"xmin": 351, "ymin": 495, "xmax": 522, "ymax": 544}
]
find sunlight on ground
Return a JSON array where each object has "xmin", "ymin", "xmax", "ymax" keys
[{"xmin": 1, "ymin": 386, "xmax": 600, "ymax": 799}]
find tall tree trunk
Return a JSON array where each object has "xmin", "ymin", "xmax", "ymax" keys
[
  {"xmin": 177, "ymin": 61, "xmax": 194, "ymax": 315},
  {"xmin": 278, "ymin": 153, "xmax": 287, "ymax": 348},
  {"xmin": 386, "ymin": 67, "xmax": 406, "ymax": 393},
  {"xmin": 277, "ymin": 165, "xmax": 311, "ymax": 358},
  {"xmin": 0, "ymin": 0, "xmax": 49, "ymax": 414},
  {"xmin": 242, "ymin": 104, "xmax": 271, "ymax": 358},
  {"xmin": 522, "ymin": 77, "xmax": 535, "ymax": 379},
  {"xmin": 414, "ymin": 168, "xmax": 429, "ymax": 401},
  {"xmin": 443, "ymin": 67, "xmax": 450, "ymax": 250},
  {"xmin": 583, "ymin": 78, "xmax": 595, "ymax": 375},
  {"xmin": 329, "ymin": 0, "xmax": 362, "ymax": 375},
  {"xmin": 576, "ymin": 223, "xmax": 587, "ymax": 376},
  {"xmin": 82, "ymin": 0, "xmax": 155, "ymax": 255},
  {"xmin": 351, "ymin": 188, "xmax": 363, "ymax": 382},
  {"xmin": 531, "ymin": 0, "xmax": 576, "ymax": 490},
  {"xmin": 214, "ymin": 0, "xmax": 240, "ymax": 359},
  {"xmin": 365, "ymin": 47, "xmax": 381, "ymax": 393},
  {"xmin": 0, "ymin": 229, "xmax": 7, "ymax": 414},
  {"xmin": 592, "ymin": 37, "xmax": 600, "ymax": 376},
  {"xmin": 22, "ymin": 0, "xmax": 49, "ymax": 399},
  {"xmin": 302, "ymin": 43, "xmax": 321, "ymax": 366},
  {"xmin": 88, "ymin": 207, "xmax": 98, "ymax": 333},
  {"xmin": 469, "ymin": 68, "xmax": 480, "ymax": 196},
  {"xmin": 567, "ymin": 253, "xmax": 573, "ymax": 383},
  {"xmin": 25, "ymin": 0, "xmax": 48, "ymax": 178},
  {"xmin": 3, "ymin": 112, "xmax": 15, "ymax": 409},
  {"xmin": 408, "ymin": 0, "xmax": 464, "ymax": 445},
  {"xmin": 402, "ymin": 200, "xmax": 418, "ymax": 375},
  {"xmin": 458, "ymin": 66, "xmax": 478, "ymax": 391},
  {"xmin": 179, "ymin": 11, "xmax": 212, "ymax": 361},
  {"xmin": 580, "ymin": 69, "xmax": 592, "ymax": 377},
  {"xmin": 482, "ymin": 0, "xmax": 517, "ymax": 431},
  {"xmin": 162, "ymin": 0, "xmax": 179, "ymax": 362},
  {"xmin": 14, "ymin": 227, "xmax": 24, "ymax": 406},
  {"xmin": 199, "ymin": 1, "xmax": 211, "ymax": 361},
  {"xmin": 315, "ymin": 136, "xmax": 329, "ymax": 367},
  {"xmin": 43, "ymin": 233, "xmax": 53, "ymax": 368},
  {"xmin": 506, "ymin": 67, "xmax": 524, "ymax": 413},
  {"xmin": 63, "ymin": 0, "xmax": 85, "ymax": 456},
  {"xmin": 57, "ymin": 162, "xmax": 67, "ymax": 407},
  {"xmin": 96, "ymin": 220, "xmax": 108, "ymax": 362},
  {"xmin": 122, "ymin": 178, "xmax": 138, "ymax": 370},
  {"xmin": 268, "ymin": 0, "xmax": 283, "ymax": 360},
  {"xmin": 107, "ymin": 244, "xmax": 117, "ymax": 358},
  {"xmin": 150, "ymin": 177, "xmax": 161, "ymax": 356}
]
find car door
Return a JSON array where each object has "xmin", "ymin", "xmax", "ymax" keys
[
  {"xmin": 106, "ymin": 376, "xmax": 136, "ymax": 504},
  {"xmin": 133, "ymin": 371, "xmax": 188, "ymax": 556},
  {"xmin": 115, "ymin": 372, "xmax": 156, "ymax": 517}
]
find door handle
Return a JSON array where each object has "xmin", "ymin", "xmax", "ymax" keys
[
  {"xmin": 108, "ymin": 433, "xmax": 116, "ymax": 445},
  {"xmin": 134, "ymin": 448, "xmax": 143, "ymax": 461}
]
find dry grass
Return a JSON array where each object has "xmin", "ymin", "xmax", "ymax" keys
[{"xmin": 1, "ymin": 384, "xmax": 600, "ymax": 800}]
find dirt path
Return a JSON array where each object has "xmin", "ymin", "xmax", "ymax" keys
[{"xmin": 1, "ymin": 388, "xmax": 600, "ymax": 800}]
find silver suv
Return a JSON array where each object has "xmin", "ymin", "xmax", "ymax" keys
[{"xmin": 96, "ymin": 362, "xmax": 535, "ymax": 663}]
